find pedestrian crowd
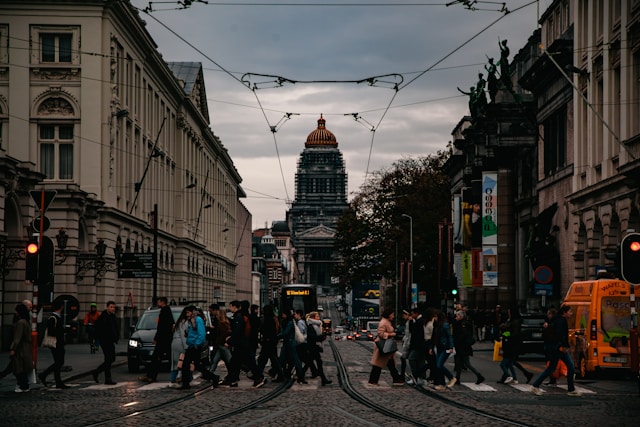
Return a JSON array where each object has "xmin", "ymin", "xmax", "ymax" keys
[
  {"xmin": 134, "ymin": 298, "xmax": 332, "ymax": 389},
  {"xmin": 388, "ymin": 305, "xmax": 485, "ymax": 390}
]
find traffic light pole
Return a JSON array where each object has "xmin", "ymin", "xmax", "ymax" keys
[{"xmin": 31, "ymin": 191, "xmax": 47, "ymax": 369}]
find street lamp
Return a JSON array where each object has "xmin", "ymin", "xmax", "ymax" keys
[{"xmin": 402, "ymin": 214, "xmax": 413, "ymax": 308}]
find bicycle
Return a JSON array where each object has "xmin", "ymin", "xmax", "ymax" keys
[{"xmin": 86, "ymin": 324, "xmax": 97, "ymax": 354}]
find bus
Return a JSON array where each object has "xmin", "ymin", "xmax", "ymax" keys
[{"xmin": 280, "ymin": 284, "xmax": 317, "ymax": 316}]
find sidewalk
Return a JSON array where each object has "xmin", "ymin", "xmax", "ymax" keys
[{"xmin": 0, "ymin": 341, "xmax": 128, "ymax": 392}]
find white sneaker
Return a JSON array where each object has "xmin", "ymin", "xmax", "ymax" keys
[
  {"xmin": 512, "ymin": 380, "xmax": 519, "ymax": 385},
  {"xmin": 567, "ymin": 390, "xmax": 582, "ymax": 397},
  {"xmin": 503, "ymin": 376, "xmax": 514, "ymax": 384},
  {"xmin": 530, "ymin": 386, "xmax": 543, "ymax": 396},
  {"xmin": 447, "ymin": 377, "xmax": 457, "ymax": 388},
  {"xmin": 406, "ymin": 379, "xmax": 415, "ymax": 385}
]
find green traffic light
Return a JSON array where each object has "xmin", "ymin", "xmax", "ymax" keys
[{"xmin": 451, "ymin": 288, "xmax": 458, "ymax": 295}]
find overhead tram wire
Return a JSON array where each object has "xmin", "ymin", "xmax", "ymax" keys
[
  {"xmin": 138, "ymin": 2, "xmax": 536, "ymax": 195},
  {"xmin": 354, "ymin": 0, "xmax": 537, "ymax": 181},
  {"xmin": 139, "ymin": 7, "xmax": 295, "ymax": 204}
]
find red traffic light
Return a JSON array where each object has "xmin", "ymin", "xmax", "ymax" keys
[
  {"xmin": 26, "ymin": 242, "xmax": 39, "ymax": 254},
  {"xmin": 630, "ymin": 241, "xmax": 640, "ymax": 252}
]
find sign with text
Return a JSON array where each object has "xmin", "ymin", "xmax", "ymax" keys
[{"xmin": 118, "ymin": 253, "xmax": 155, "ymax": 279}]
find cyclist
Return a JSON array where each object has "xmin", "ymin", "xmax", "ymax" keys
[{"xmin": 83, "ymin": 303, "xmax": 101, "ymax": 353}]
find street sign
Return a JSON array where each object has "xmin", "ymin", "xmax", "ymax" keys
[
  {"xmin": 31, "ymin": 215, "xmax": 51, "ymax": 232},
  {"xmin": 29, "ymin": 190, "xmax": 57, "ymax": 213},
  {"xmin": 118, "ymin": 252, "xmax": 155, "ymax": 279}
]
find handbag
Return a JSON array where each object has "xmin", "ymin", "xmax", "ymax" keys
[
  {"xmin": 294, "ymin": 321, "xmax": 306, "ymax": 344},
  {"xmin": 376, "ymin": 338, "xmax": 398, "ymax": 355},
  {"xmin": 41, "ymin": 316, "xmax": 57, "ymax": 349}
]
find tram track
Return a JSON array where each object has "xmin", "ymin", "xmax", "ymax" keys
[{"xmin": 348, "ymin": 340, "xmax": 538, "ymax": 427}]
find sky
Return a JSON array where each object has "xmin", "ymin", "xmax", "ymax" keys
[{"xmin": 129, "ymin": 0, "xmax": 547, "ymax": 230}]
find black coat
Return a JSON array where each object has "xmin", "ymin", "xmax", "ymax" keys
[
  {"xmin": 95, "ymin": 310, "xmax": 118, "ymax": 345},
  {"xmin": 154, "ymin": 305, "xmax": 174, "ymax": 349}
]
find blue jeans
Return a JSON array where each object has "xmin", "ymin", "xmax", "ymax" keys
[
  {"xmin": 500, "ymin": 356, "xmax": 517, "ymax": 380},
  {"xmin": 532, "ymin": 348, "xmax": 576, "ymax": 391},
  {"xmin": 435, "ymin": 350, "xmax": 454, "ymax": 385}
]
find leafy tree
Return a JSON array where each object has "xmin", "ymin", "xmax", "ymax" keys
[{"xmin": 334, "ymin": 152, "xmax": 451, "ymax": 307}]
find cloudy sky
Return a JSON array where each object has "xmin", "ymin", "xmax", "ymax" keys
[{"xmin": 129, "ymin": 0, "xmax": 546, "ymax": 230}]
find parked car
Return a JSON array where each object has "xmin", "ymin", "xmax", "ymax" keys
[
  {"xmin": 127, "ymin": 304, "xmax": 212, "ymax": 373},
  {"xmin": 520, "ymin": 312, "xmax": 546, "ymax": 355}
]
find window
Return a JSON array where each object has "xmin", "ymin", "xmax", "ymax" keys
[
  {"xmin": 543, "ymin": 106, "xmax": 567, "ymax": 176},
  {"xmin": 41, "ymin": 33, "xmax": 72, "ymax": 63},
  {"xmin": 39, "ymin": 124, "xmax": 74, "ymax": 180},
  {"xmin": 31, "ymin": 26, "xmax": 79, "ymax": 65}
]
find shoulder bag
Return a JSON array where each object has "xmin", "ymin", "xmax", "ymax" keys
[
  {"xmin": 42, "ymin": 316, "xmax": 57, "ymax": 349},
  {"xmin": 376, "ymin": 337, "xmax": 398, "ymax": 355},
  {"xmin": 294, "ymin": 321, "xmax": 306, "ymax": 344}
]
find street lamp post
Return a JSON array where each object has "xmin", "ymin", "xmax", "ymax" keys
[{"xmin": 402, "ymin": 214, "xmax": 413, "ymax": 308}]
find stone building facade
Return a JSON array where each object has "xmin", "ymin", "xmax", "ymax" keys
[{"xmin": 0, "ymin": 1, "xmax": 246, "ymax": 345}]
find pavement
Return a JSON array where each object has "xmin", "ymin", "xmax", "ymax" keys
[{"xmin": 0, "ymin": 340, "xmax": 129, "ymax": 392}]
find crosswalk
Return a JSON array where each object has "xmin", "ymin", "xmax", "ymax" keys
[{"xmin": 362, "ymin": 379, "xmax": 597, "ymax": 394}]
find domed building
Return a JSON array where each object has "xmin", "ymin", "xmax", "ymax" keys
[{"xmin": 286, "ymin": 115, "xmax": 349, "ymax": 294}]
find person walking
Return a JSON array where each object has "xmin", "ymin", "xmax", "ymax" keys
[
  {"xmin": 139, "ymin": 297, "xmax": 174, "ymax": 383},
  {"xmin": 531, "ymin": 305, "xmax": 582, "ymax": 396},
  {"xmin": 219, "ymin": 300, "xmax": 264, "ymax": 388},
  {"xmin": 433, "ymin": 311, "xmax": 456, "ymax": 390},
  {"xmin": 169, "ymin": 306, "xmax": 189, "ymax": 386},
  {"xmin": 208, "ymin": 308, "xmax": 232, "ymax": 379},
  {"xmin": 294, "ymin": 309, "xmax": 316, "ymax": 379},
  {"xmin": 399, "ymin": 309, "xmax": 411, "ymax": 381},
  {"xmin": 1, "ymin": 300, "xmax": 32, "ymax": 380},
  {"xmin": 368, "ymin": 308, "xmax": 404, "ymax": 386},
  {"xmin": 501, "ymin": 305, "xmax": 533, "ymax": 384},
  {"xmin": 277, "ymin": 309, "xmax": 305, "ymax": 383},
  {"xmin": 39, "ymin": 300, "xmax": 68, "ymax": 389},
  {"xmin": 305, "ymin": 311, "xmax": 332, "ymax": 385},
  {"xmin": 91, "ymin": 301, "xmax": 118, "ymax": 385},
  {"xmin": 407, "ymin": 307, "xmax": 427, "ymax": 384},
  {"xmin": 256, "ymin": 304, "xmax": 284, "ymax": 382},
  {"xmin": 178, "ymin": 306, "xmax": 208, "ymax": 389},
  {"xmin": 452, "ymin": 310, "xmax": 484, "ymax": 385},
  {"xmin": 10, "ymin": 304, "xmax": 33, "ymax": 393}
]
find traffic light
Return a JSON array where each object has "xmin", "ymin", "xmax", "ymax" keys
[
  {"xmin": 620, "ymin": 233, "xmax": 640, "ymax": 284},
  {"xmin": 38, "ymin": 236, "xmax": 55, "ymax": 285},
  {"xmin": 25, "ymin": 236, "xmax": 39, "ymax": 281}
]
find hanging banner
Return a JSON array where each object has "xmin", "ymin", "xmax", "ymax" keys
[
  {"xmin": 482, "ymin": 172, "xmax": 498, "ymax": 246},
  {"xmin": 453, "ymin": 195, "xmax": 462, "ymax": 253},
  {"xmin": 482, "ymin": 246, "xmax": 498, "ymax": 286}
]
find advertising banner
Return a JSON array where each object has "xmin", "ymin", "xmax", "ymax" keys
[
  {"xmin": 351, "ymin": 280, "xmax": 380, "ymax": 318},
  {"xmin": 482, "ymin": 172, "xmax": 498, "ymax": 245}
]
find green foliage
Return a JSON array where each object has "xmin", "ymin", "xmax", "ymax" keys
[{"xmin": 334, "ymin": 151, "xmax": 451, "ymax": 296}]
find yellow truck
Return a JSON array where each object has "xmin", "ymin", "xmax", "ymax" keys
[{"xmin": 562, "ymin": 279, "xmax": 640, "ymax": 378}]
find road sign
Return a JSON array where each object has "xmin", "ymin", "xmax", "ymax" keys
[
  {"xmin": 31, "ymin": 215, "xmax": 51, "ymax": 232},
  {"xmin": 118, "ymin": 252, "xmax": 155, "ymax": 279},
  {"xmin": 29, "ymin": 190, "xmax": 57, "ymax": 213}
]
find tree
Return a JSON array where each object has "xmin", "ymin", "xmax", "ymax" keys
[{"xmin": 334, "ymin": 152, "xmax": 451, "ymax": 308}]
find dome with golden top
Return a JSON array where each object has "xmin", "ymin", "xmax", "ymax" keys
[{"xmin": 305, "ymin": 114, "xmax": 338, "ymax": 147}]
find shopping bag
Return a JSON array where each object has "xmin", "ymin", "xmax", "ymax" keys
[
  {"xmin": 546, "ymin": 359, "xmax": 568, "ymax": 379},
  {"xmin": 492, "ymin": 340, "xmax": 503, "ymax": 362}
]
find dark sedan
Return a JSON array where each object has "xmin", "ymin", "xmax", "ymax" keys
[{"xmin": 520, "ymin": 313, "xmax": 546, "ymax": 355}]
